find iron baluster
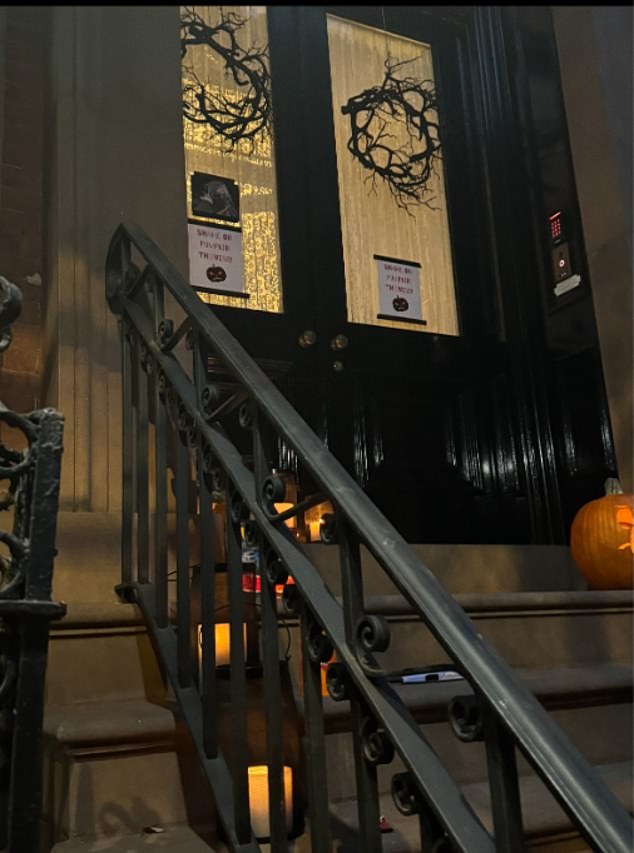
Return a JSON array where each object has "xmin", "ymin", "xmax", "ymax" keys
[
  {"xmin": 194, "ymin": 339, "xmax": 219, "ymax": 758},
  {"xmin": 153, "ymin": 396, "xmax": 168, "ymax": 627},
  {"xmin": 252, "ymin": 408, "xmax": 288, "ymax": 850},
  {"xmin": 121, "ymin": 326, "xmax": 134, "ymax": 586},
  {"xmin": 299, "ymin": 603, "xmax": 332, "ymax": 853},
  {"xmin": 151, "ymin": 274, "xmax": 168, "ymax": 625},
  {"xmin": 136, "ymin": 344, "xmax": 150, "ymax": 584},
  {"xmin": 483, "ymin": 702, "xmax": 525, "ymax": 851},
  {"xmin": 175, "ymin": 437, "xmax": 192, "ymax": 688},
  {"xmin": 338, "ymin": 519, "xmax": 382, "ymax": 851},
  {"xmin": 198, "ymin": 448, "xmax": 218, "ymax": 758},
  {"xmin": 226, "ymin": 498, "xmax": 252, "ymax": 843}
]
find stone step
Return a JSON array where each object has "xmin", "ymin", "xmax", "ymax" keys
[
  {"xmin": 369, "ymin": 590, "xmax": 633, "ymax": 672},
  {"xmin": 321, "ymin": 661, "xmax": 634, "ymax": 733},
  {"xmin": 326, "ymin": 760, "xmax": 633, "ymax": 852},
  {"xmin": 283, "ymin": 591, "xmax": 633, "ymax": 700},
  {"xmin": 46, "ymin": 601, "xmax": 166, "ymax": 705},
  {"xmin": 41, "ymin": 698, "xmax": 194, "ymax": 848},
  {"xmin": 50, "ymin": 824, "xmax": 224, "ymax": 852},
  {"xmin": 303, "ymin": 542, "xmax": 588, "ymax": 595}
]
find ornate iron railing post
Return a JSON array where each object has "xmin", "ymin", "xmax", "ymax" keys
[{"xmin": 0, "ymin": 275, "xmax": 66, "ymax": 853}]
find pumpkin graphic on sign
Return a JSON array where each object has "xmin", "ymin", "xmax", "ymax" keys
[
  {"xmin": 206, "ymin": 266, "xmax": 227, "ymax": 283},
  {"xmin": 392, "ymin": 296, "xmax": 409, "ymax": 312}
]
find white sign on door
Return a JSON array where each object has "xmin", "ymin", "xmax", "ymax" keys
[
  {"xmin": 374, "ymin": 255, "xmax": 425, "ymax": 325},
  {"xmin": 188, "ymin": 223, "xmax": 246, "ymax": 296}
]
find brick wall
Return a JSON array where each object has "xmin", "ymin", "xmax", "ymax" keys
[{"xmin": 0, "ymin": 7, "xmax": 47, "ymax": 445}]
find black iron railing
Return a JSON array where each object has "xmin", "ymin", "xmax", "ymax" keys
[
  {"xmin": 106, "ymin": 222, "xmax": 632, "ymax": 852},
  {"xmin": 0, "ymin": 276, "xmax": 65, "ymax": 853}
]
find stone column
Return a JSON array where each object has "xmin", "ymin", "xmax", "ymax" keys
[
  {"xmin": 44, "ymin": 6, "xmax": 189, "ymax": 510},
  {"xmin": 553, "ymin": 7, "xmax": 633, "ymax": 491}
]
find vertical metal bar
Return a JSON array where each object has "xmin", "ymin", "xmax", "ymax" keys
[
  {"xmin": 152, "ymin": 278, "xmax": 168, "ymax": 627},
  {"xmin": 260, "ymin": 568, "xmax": 287, "ymax": 848},
  {"xmin": 339, "ymin": 519, "xmax": 381, "ymax": 851},
  {"xmin": 23, "ymin": 411, "xmax": 64, "ymax": 601},
  {"xmin": 253, "ymin": 408, "xmax": 287, "ymax": 850},
  {"xmin": 483, "ymin": 706, "xmax": 525, "ymax": 851},
  {"xmin": 299, "ymin": 606, "xmax": 331, "ymax": 853},
  {"xmin": 121, "ymin": 328, "xmax": 134, "ymax": 585},
  {"xmin": 154, "ymin": 400, "xmax": 168, "ymax": 627},
  {"xmin": 198, "ymin": 446, "xmax": 218, "ymax": 757},
  {"xmin": 227, "ymin": 506, "xmax": 252, "ymax": 843},
  {"xmin": 7, "ymin": 411, "xmax": 64, "ymax": 853},
  {"xmin": 7, "ymin": 622, "xmax": 50, "ymax": 853},
  {"xmin": 175, "ymin": 437, "xmax": 192, "ymax": 687},
  {"xmin": 136, "ymin": 355, "xmax": 150, "ymax": 584},
  {"xmin": 192, "ymin": 337, "xmax": 218, "ymax": 756}
]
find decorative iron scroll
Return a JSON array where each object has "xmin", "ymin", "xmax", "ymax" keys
[
  {"xmin": 341, "ymin": 58, "xmax": 441, "ymax": 211},
  {"xmin": 0, "ymin": 275, "xmax": 65, "ymax": 852},
  {"xmin": 180, "ymin": 6, "xmax": 272, "ymax": 149},
  {"xmin": 0, "ymin": 276, "xmax": 23, "ymax": 354}
]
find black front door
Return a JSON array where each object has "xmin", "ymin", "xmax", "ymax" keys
[
  {"xmin": 261, "ymin": 6, "xmax": 547, "ymax": 544},
  {"xmin": 193, "ymin": 6, "xmax": 616, "ymax": 545}
]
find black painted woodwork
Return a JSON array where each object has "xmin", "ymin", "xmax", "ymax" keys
[{"xmin": 205, "ymin": 6, "xmax": 617, "ymax": 546}]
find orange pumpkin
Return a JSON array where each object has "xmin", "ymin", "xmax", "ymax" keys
[{"xmin": 570, "ymin": 479, "xmax": 634, "ymax": 589}]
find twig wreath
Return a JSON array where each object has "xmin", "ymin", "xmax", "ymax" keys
[
  {"xmin": 341, "ymin": 58, "xmax": 442, "ymax": 211},
  {"xmin": 180, "ymin": 7, "xmax": 272, "ymax": 148}
]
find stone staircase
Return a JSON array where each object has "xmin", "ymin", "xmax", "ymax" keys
[{"xmin": 40, "ymin": 512, "xmax": 633, "ymax": 851}]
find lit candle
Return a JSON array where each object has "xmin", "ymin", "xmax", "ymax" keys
[{"xmin": 247, "ymin": 765, "xmax": 293, "ymax": 840}]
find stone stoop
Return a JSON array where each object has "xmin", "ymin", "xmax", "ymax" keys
[
  {"xmin": 41, "ymin": 599, "xmax": 220, "ymax": 852},
  {"xmin": 43, "ymin": 520, "xmax": 633, "ymax": 852},
  {"xmin": 286, "ymin": 545, "xmax": 633, "ymax": 849}
]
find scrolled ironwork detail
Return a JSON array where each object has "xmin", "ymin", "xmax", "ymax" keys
[
  {"xmin": 264, "ymin": 550, "xmax": 288, "ymax": 586},
  {"xmin": 238, "ymin": 401, "xmax": 253, "ymax": 430},
  {"xmin": 200, "ymin": 384, "xmax": 221, "ymax": 420},
  {"xmin": 361, "ymin": 718, "xmax": 395, "ymax": 765},
  {"xmin": 448, "ymin": 694, "xmax": 484, "ymax": 743},
  {"xmin": 230, "ymin": 492, "xmax": 250, "ymax": 524},
  {"xmin": 305, "ymin": 621, "xmax": 334, "ymax": 664},
  {"xmin": 157, "ymin": 369, "xmax": 169, "ymax": 402},
  {"xmin": 326, "ymin": 661, "xmax": 350, "ymax": 701},
  {"xmin": 262, "ymin": 474, "xmax": 285, "ymax": 511},
  {"xmin": 355, "ymin": 613, "xmax": 390, "ymax": 654},
  {"xmin": 139, "ymin": 342, "xmax": 152, "ymax": 374},
  {"xmin": 158, "ymin": 319, "xmax": 174, "ymax": 351},
  {"xmin": 392, "ymin": 771, "xmax": 422, "ymax": 816},
  {"xmin": 0, "ymin": 276, "xmax": 23, "ymax": 354},
  {"xmin": 281, "ymin": 582, "xmax": 300, "ymax": 616}
]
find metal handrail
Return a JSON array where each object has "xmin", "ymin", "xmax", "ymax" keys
[{"xmin": 107, "ymin": 220, "xmax": 633, "ymax": 852}]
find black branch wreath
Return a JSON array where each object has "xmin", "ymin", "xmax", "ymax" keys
[
  {"xmin": 341, "ymin": 59, "xmax": 442, "ymax": 211},
  {"xmin": 180, "ymin": 7, "xmax": 272, "ymax": 148}
]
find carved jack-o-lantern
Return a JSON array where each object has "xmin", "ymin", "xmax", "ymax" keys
[{"xmin": 570, "ymin": 478, "xmax": 634, "ymax": 589}]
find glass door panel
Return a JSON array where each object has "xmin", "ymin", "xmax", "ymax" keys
[
  {"xmin": 326, "ymin": 14, "xmax": 458, "ymax": 335},
  {"xmin": 180, "ymin": 5, "xmax": 283, "ymax": 313}
]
